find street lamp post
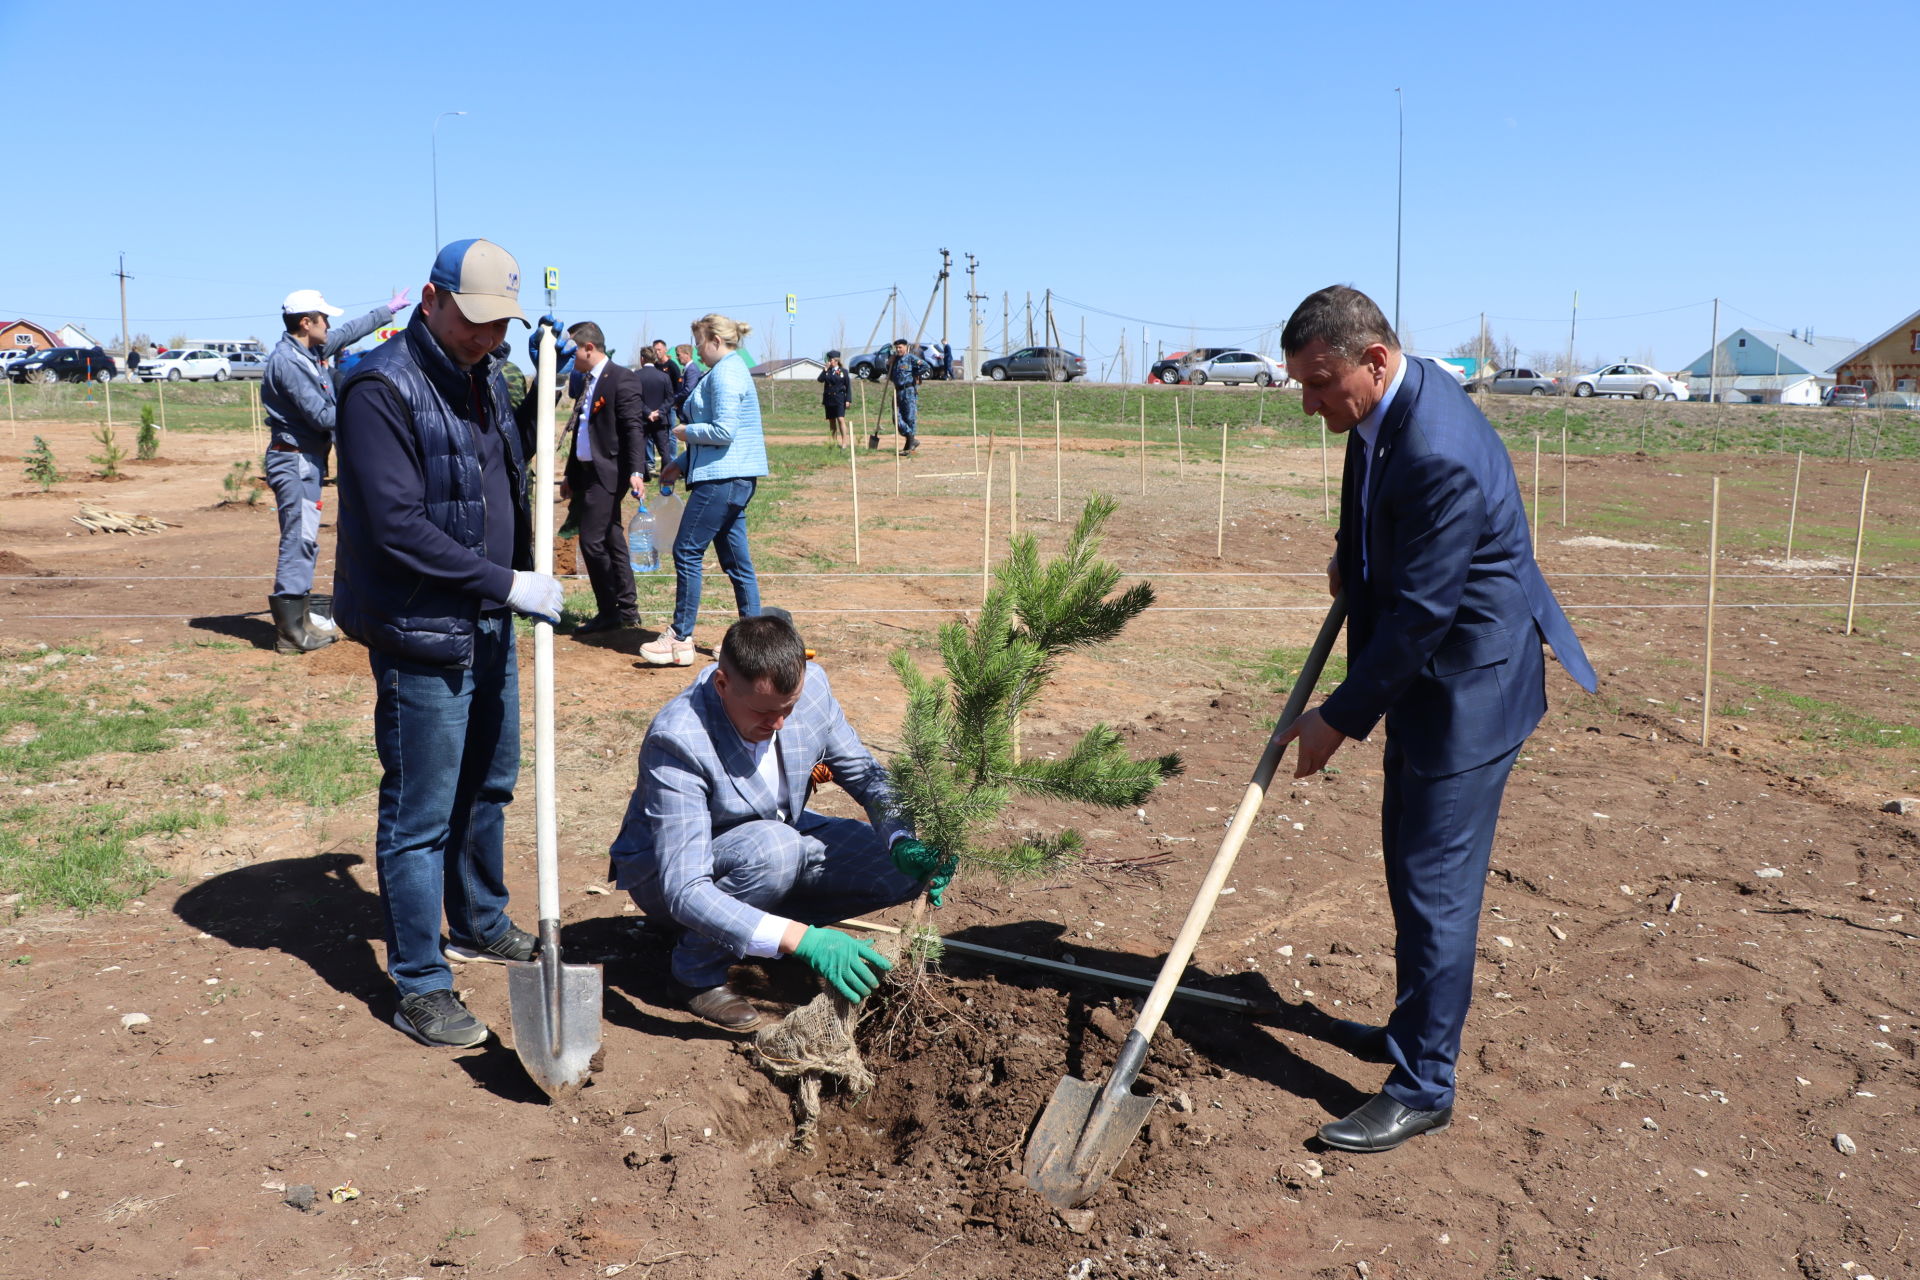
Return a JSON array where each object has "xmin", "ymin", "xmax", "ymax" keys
[{"xmin": 432, "ymin": 110, "xmax": 468, "ymax": 252}]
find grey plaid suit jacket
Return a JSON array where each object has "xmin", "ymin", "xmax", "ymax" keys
[{"xmin": 607, "ymin": 663, "xmax": 907, "ymax": 954}]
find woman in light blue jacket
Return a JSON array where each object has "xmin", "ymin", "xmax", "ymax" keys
[{"xmin": 642, "ymin": 313, "xmax": 768, "ymax": 666}]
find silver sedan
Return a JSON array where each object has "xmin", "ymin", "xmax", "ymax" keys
[{"xmin": 1184, "ymin": 351, "xmax": 1285, "ymax": 387}]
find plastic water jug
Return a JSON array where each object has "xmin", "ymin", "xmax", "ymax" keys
[{"xmin": 628, "ymin": 504, "xmax": 660, "ymax": 573}]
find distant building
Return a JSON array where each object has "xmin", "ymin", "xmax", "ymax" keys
[
  {"xmin": 1680, "ymin": 328, "xmax": 1858, "ymax": 404},
  {"xmin": 0, "ymin": 318, "xmax": 59, "ymax": 353},
  {"xmin": 750, "ymin": 357, "xmax": 827, "ymax": 381},
  {"xmin": 54, "ymin": 323, "xmax": 102, "ymax": 349},
  {"xmin": 1828, "ymin": 309, "xmax": 1920, "ymax": 395}
]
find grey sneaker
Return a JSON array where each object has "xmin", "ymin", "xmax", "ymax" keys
[
  {"xmin": 444, "ymin": 925, "xmax": 539, "ymax": 965},
  {"xmin": 393, "ymin": 989, "xmax": 488, "ymax": 1048}
]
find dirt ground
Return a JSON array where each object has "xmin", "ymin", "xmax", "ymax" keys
[{"xmin": 2, "ymin": 415, "xmax": 1917, "ymax": 1280}]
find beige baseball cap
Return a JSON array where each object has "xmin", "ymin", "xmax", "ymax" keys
[{"xmin": 428, "ymin": 238, "xmax": 528, "ymax": 326}]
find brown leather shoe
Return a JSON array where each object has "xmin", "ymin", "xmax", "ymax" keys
[{"xmin": 684, "ymin": 983, "xmax": 763, "ymax": 1033}]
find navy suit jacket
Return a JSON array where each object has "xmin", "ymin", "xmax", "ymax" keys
[{"xmin": 1319, "ymin": 356, "xmax": 1596, "ymax": 777}]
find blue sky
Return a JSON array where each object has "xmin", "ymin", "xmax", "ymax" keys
[{"xmin": 4, "ymin": 0, "xmax": 1914, "ymax": 373}]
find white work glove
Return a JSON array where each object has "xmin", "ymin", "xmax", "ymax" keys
[{"xmin": 506, "ymin": 570, "xmax": 563, "ymax": 623}]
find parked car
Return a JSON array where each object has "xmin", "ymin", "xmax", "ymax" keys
[
  {"xmin": 978, "ymin": 347, "xmax": 1088, "ymax": 382},
  {"xmin": 138, "ymin": 348, "xmax": 231, "ymax": 382},
  {"xmin": 1866, "ymin": 391, "xmax": 1920, "ymax": 410},
  {"xmin": 224, "ymin": 350, "xmax": 268, "ymax": 380},
  {"xmin": 1570, "ymin": 362, "xmax": 1685, "ymax": 400},
  {"xmin": 1823, "ymin": 384, "xmax": 1868, "ymax": 408},
  {"xmin": 1470, "ymin": 367, "xmax": 1562, "ymax": 396},
  {"xmin": 1148, "ymin": 347, "xmax": 1233, "ymax": 385},
  {"xmin": 846, "ymin": 343, "xmax": 932, "ymax": 381},
  {"xmin": 8, "ymin": 346, "xmax": 116, "ymax": 383},
  {"xmin": 1185, "ymin": 350, "xmax": 1286, "ymax": 387}
]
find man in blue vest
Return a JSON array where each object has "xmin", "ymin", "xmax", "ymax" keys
[
  {"xmin": 333, "ymin": 239, "xmax": 567, "ymax": 1049},
  {"xmin": 1278, "ymin": 285, "xmax": 1596, "ymax": 1153}
]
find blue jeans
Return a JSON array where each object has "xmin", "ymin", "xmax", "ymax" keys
[
  {"xmin": 894, "ymin": 386, "xmax": 917, "ymax": 438},
  {"xmin": 628, "ymin": 813, "xmax": 919, "ymax": 989},
  {"xmin": 369, "ymin": 614, "xmax": 520, "ymax": 996},
  {"xmin": 263, "ymin": 446, "xmax": 326, "ymax": 596},
  {"xmin": 670, "ymin": 476, "xmax": 760, "ymax": 641}
]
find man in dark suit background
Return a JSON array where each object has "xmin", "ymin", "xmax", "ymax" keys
[
  {"xmin": 561, "ymin": 321, "xmax": 647, "ymax": 633},
  {"xmin": 1277, "ymin": 285, "xmax": 1596, "ymax": 1153},
  {"xmin": 635, "ymin": 350, "xmax": 677, "ymax": 482}
]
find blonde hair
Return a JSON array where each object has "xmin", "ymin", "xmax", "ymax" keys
[
  {"xmin": 674, "ymin": 343, "xmax": 694, "ymax": 362},
  {"xmin": 691, "ymin": 313, "xmax": 752, "ymax": 349}
]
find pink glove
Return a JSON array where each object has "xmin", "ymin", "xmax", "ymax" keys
[{"xmin": 387, "ymin": 288, "xmax": 411, "ymax": 313}]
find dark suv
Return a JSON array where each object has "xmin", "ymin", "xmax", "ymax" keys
[
  {"xmin": 979, "ymin": 347, "xmax": 1088, "ymax": 382},
  {"xmin": 9, "ymin": 346, "xmax": 116, "ymax": 383}
]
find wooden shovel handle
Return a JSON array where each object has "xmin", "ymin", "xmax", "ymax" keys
[{"xmin": 1125, "ymin": 594, "xmax": 1348, "ymax": 1045}]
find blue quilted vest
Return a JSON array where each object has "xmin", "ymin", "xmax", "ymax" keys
[{"xmin": 334, "ymin": 311, "xmax": 529, "ymax": 667}]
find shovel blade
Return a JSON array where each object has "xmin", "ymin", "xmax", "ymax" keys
[
  {"xmin": 1023, "ymin": 1074, "xmax": 1158, "ymax": 1209},
  {"xmin": 506, "ymin": 957, "xmax": 603, "ymax": 1101}
]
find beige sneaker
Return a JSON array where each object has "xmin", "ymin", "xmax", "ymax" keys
[{"xmin": 640, "ymin": 633, "xmax": 695, "ymax": 666}]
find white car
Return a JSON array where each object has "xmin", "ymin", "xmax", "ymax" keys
[
  {"xmin": 139, "ymin": 348, "xmax": 231, "ymax": 382},
  {"xmin": 1184, "ymin": 350, "xmax": 1286, "ymax": 387},
  {"xmin": 1571, "ymin": 362, "xmax": 1686, "ymax": 401}
]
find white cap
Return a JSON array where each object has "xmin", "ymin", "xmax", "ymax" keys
[{"xmin": 281, "ymin": 289, "xmax": 344, "ymax": 317}]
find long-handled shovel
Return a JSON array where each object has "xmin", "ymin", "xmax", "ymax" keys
[
  {"xmin": 508, "ymin": 316, "xmax": 604, "ymax": 1100},
  {"xmin": 1024, "ymin": 593, "xmax": 1349, "ymax": 1208}
]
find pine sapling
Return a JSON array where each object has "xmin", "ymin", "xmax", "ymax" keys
[
  {"xmin": 219, "ymin": 459, "xmax": 262, "ymax": 505},
  {"xmin": 89, "ymin": 423, "xmax": 126, "ymax": 479},
  {"xmin": 24, "ymin": 436, "xmax": 60, "ymax": 491},
  {"xmin": 136, "ymin": 404, "xmax": 159, "ymax": 461}
]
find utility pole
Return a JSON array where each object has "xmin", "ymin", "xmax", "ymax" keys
[
  {"xmin": 1002, "ymin": 292, "xmax": 1009, "ymax": 355},
  {"xmin": 1707, "ymin": 297, "xmax": 1720, "ymax": 404},
  {"xmin": 939, "ymin": 247, "xmax": 951, "ymax": 350},
  {"xmin": 966, "ymin": 253, "xmax": 984, "ymax": 382},
  {"xmin": 1025, "ymin": 293, "xmax": 1034, "ymax": 348},
  {"xmin": 1478, "ymin": 311, "xmax": 1487, "ymax": 390},
  {"xmin": 114, "ymin": 252, "xmax": 133, "ymax": 357}
]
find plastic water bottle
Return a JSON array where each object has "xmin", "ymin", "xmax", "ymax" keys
[{"xmin": 627, "ymin": 503, "xmax": 660, "ymax": 573}]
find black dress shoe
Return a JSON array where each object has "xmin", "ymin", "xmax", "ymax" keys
[
  {"xmin": 682, "ymin": 983, "xmax": 763, "ymax": 1033},
  {"xmin": 1317, "ymin": 1092, "xmax": 1452, "ymax": 1153},
  {"xmin": 575, "ymin": 614, "xmax": 624, "ymax": 635}
]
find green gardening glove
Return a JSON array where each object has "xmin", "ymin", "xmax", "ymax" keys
[
  {"xmin": 891, "ymin": 836, "xmax": 957, "ymax": 906},
  {"xmin": 793, "ymin": 926, "xmax": 894, "ymax": 1002}
]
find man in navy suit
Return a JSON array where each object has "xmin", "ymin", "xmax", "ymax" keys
[{"xmin": 1278, "ymin": 285, "xmax": 1596, "ymax": 1153}]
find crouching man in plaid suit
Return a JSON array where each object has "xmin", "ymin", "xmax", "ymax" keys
[{"xmin": 608, "ymin": 614, "xmax": 954, "ymax": 1032}]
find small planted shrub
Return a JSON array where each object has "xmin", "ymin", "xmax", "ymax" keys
[
  {"xmin": 136, "ymin": 405, "xmax": 159, "ymax": 461},
  {"xmin": 89, "ymin": 424, "xmax": 127, "ymax": 479},
  {"xmin": 24, "ymin": 436, "xmax": 60, "ymax": 491}
]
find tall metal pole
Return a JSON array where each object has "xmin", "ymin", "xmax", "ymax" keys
[
  {"xmin": 432, "ymin": 110, "xmax": 468, "ymax": 252},
  {"xmin": 965, "ymin": 253, "xmax": 984, "ymax": 382},
  {"xmin": 114, "ymin": 252, "xmax": 133, "ymax": 359},
  {"xmin": 939, "ymin": 247, "xmax": 951, "ymax": 350},
  {"xmin": 1393, "ymin": 87, "xmax": 1404, "ymax": 337}
]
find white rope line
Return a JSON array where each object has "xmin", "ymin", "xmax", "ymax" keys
[
  {"xmin": 4, "ymin": 570, "xmax": 1914, "ymax": 583},
  {"xmin": 13, "ymin": 601, "xmax": 1916, "ymax": 621}
]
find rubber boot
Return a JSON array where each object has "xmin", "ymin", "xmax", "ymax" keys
[
  {"xmin": 270, "ymin": 594, "xmax": 335, "ymax": 654},
  {"xmin": 306, "ymin": 592, "xmax": 337, "ymax": 639}
]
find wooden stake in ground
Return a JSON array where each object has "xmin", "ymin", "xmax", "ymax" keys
[
  {"xmin": 980, "ymin": 438, "xmax": 997, "ymax": 602},
  {"xmin": 1216, "ymin": 419, "xmax": 1228, "ymax": 557},
  {"xmin": 1846, "ymin": 469, "xmax": 1871, "ymax": 636},
  {"xmin": 1320, "ymin": 423, "xmax": 1330, "ymax": 518},
  {"xmin": 1009, "ymin": 449, "xmax": 1018, "ymax": 542},
  {"xmin": 847, "ymin": 410, "xmax": 861, "ymax": 565},
  {"xmin": 1053, "ymin": 399, "xmax": 1062, "ymax": 522},
  {"xmin": 1531, "ymin": 434, "xmax": 1542, "ymax": 547},
  {"xmin": 970, "ymin": 384, "xmax": 980, "ymax": 473},
  {"xmin": 1256, "ymin": 382, "xmax": 1267, "ymax": 428},
  {"xmin": 1175, "ymin": 399, "xmax": 1185, "ymax": 478},
  {"xmin": 1016, "ymin": 384, "xmax": 1025, "ymax": 457},
  {"xmin": 1785, "ymin": 450, "xmax": 1803, "ymax": 563},
  {"xmin": 157, "ymin": 378, "xmax": 166, "ymax": 431},
  {"xmin": 105, "ymin": 373, "xmax": 113, "ymax": 432},
  {"xmin": 894, "ymin": 432, "xmax": 901, "ymax": 497},
  {"xmin": 1138, "ymin": 399, "xmax": 1147, "ymax": 496},
  {"xmin": 1560, "ymin": 418, "xmax": 1569, "ymax": 528},
  {"xmin": 1702, "ymin": 476, "xmax": 1721, "ymax": 748}
]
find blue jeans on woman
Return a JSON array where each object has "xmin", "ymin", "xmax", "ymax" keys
[
  {"xmin": 368, "ymin": 613, "xmax": 520, "ymax": 997},
  {"xmin": 670, "ymin": 476, "xmax": 761, "ymax": 640}
]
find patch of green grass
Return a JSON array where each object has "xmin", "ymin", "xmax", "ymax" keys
[
  {"xmin": 1250, "ymin": 644, "xmax": 1347, "ymax": 696},
  {"xmin": 0, "ymin": 802, "xmax": 224, "ymax": 914},
  {"xmin": 0, "ymin": 686, "xmax": 217, "ymax": 780},
  {"xmin": 235, "ymin": 719, "xmax": 378, "ymax": 808},
  {"xmin": 1719, "ymin": 684, "xmax": 1913, "ymax": 750}
]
